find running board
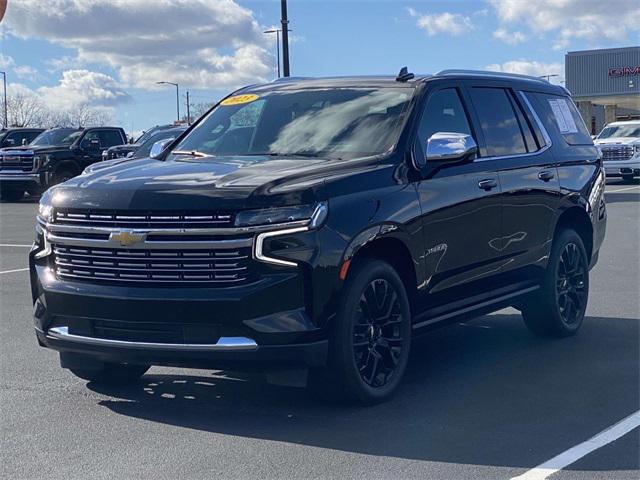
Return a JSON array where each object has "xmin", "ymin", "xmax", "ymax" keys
[{"xmin": 412, "ymin": 285, "xmax": 539, "ymax": 330}]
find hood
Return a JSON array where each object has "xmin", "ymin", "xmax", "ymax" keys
[
  {"xmin": 48, "ymin": 155, "xmax": 350, "ymax": 211},
  {"xmin": 595, "ymin": 137, "xmax": 640, "ymax": 146},
  {"xmin": 108, "ymin": 144, "xmax": 139, "ymax": 152}
]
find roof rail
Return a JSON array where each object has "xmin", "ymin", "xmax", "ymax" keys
[
  {"xmin": 272, "ymin": 76, "xmax": 311, "ymax": 83},
  {"xmin": 435, "ymin": 69, "xmax": 551, "ymax": 85}
]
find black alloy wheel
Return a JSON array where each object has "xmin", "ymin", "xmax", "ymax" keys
[
  {"xmin": 556, "ymin": 242, "xmax": 587, "ymax": 326},
  {"xmin": 353, "ymin": 279, "xmax": 405, "ymax": 388}
]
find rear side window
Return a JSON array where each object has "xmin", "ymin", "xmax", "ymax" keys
[
  {"xmin": 469, "ymin": 87, "xmax": 527, "ymax": 157},
  {"xmin": 97, "ymin": 130, "xmax": 124, "ymax": 147},
  {"xmin": 529, "ymin": 93, "xmax": 592, "ymax": 145}
]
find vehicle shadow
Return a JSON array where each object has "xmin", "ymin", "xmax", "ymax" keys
[{"xmin": 89, "ymin": 313, "xmax": 639, "ymax": 471}]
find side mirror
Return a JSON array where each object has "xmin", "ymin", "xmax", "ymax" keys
[
  {"xmin": 149, "ymin": 138, "xmax": 174, "ymax": 159},
  {"xmin": 426, "ymin": 132, "xmax": 478, "ymax": 163}
]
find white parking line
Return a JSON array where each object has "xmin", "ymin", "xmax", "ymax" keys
[
  {"xmin": 511, "ymin": 410, "xmax": 640, "ymax": 480},
  {"xmin": 606, "ymin": 185, "xmax": 640, "ymax": 193},
  {"xmin": 0, "ymin": 244, "xmax": 32, "ymax": 248},
  {"xmin": 0, "ymin": 268, "xmax": 29, "ymax": 275}
]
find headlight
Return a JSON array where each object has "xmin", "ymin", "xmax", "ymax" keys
[
  {"xmin": 33, "ymin": 154, "xmax": 49, "ymax": 170},
  {"xmin": 38, "ymin": 202, "xmax": 54, "ymax": 223},
  {"xmin": 634, "ymin": 145, "xmax": 640, "ymax": 156},
  {"xmin": 235, "ymin": 202, "xmax": 328, "ymax": 228}
]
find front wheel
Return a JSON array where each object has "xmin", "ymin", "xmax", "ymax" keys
[
  {"xmin": 621, "ymin": 174, "xmax": 636, "ymax": 183},
  {"xmin": 522, "ymin": 229, "xmax": 589, "ymax": 337},
  {"xmin": 0, "ymin": 186, "xmax": 25, "ymax": 202},
  {"xmin": 69, "ymin": 363, "xmax": 150, "ymax": 384},
  {"xmin": 325, "ymin": 259, "xmax": 412, "ymax": 405}
]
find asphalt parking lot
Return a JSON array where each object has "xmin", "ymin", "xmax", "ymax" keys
[{"xmin": 1, "ymin": 180, "xmax": 638, "ymax": 480}]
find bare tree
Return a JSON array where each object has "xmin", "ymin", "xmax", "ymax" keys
[
  {"xmin": 50, "ymin": 104, "xmax": 113, "ymax": 128},
  {"xmin": 1, "ymin": 91, "xmax": 49, "ymax": 128}
]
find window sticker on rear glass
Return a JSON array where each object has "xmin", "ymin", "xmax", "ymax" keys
[{"xmin": 548, "ymin": 98, "xmax": 578, "ymax": 134}]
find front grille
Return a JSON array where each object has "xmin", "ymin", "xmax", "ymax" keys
[
  {"xmin": 0, "ymin": 153, "xmax": 34, "ymax": 172},
  {"xmin": 53, "ymin": 245, "xmax": 254, "ymax": 286},
  {"xmin": 54, "ymin": 209, "xmax": 235, "ymax": 229},
  {"xmin": 601, "ymin": 145, "xmax": 634, "ymax": 162}
]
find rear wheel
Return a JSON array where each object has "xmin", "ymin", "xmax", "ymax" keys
[
  {"xmin": 69, "ymin": 363, "xmax": 150, "ymax": 384},
  {"xmin": 324, "ymin": 259, "xmax": 412, "ymax": 404},
  {"xmin": 0, "ymin": 186, "xmax": 25, "ymax": 202},
  {"xmin": 621, "ymin": 174, "xmax": 635, "ymax": 182},
  {"xmin": 522, "ymin": 229, "xmax": 589, "ymax": 337}
]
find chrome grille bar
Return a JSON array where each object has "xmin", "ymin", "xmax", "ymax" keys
[{"xmin": 601, "ymin": 146, "xmax": 634, "ymax": 162}]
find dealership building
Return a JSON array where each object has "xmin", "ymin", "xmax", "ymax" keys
[{"xmin": 565, "ymin": 46, "xmax": 640, "ymax": 134}]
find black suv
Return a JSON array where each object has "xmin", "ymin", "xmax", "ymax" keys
[
  {"xmin": 0, "ymin": 126, "xmax": 126, "ymax": 201},
  {"xmin": 31, "ymin": 70, "xmax": 606, "ymax": 404},
  {"xmin": 0, "ymin": 127, "xmax": 45, "ymax": 148}
]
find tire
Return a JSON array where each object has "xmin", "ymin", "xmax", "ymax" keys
[
  {"xmin": 50, "ymin": 168, "xmax": 77, "ymax": 187},
  {"xmin": 621, "ymin": 174, "xmax": 635, "ymax": 183},
  {"xmin": 69, "ymin": 363, "xmax": 150, "ymax": 384},
  {"xmin": 0, "ymin": 186, "xmax": 25, "ymax": 202},
  {"xmin": 324, "ymin": 259, "xmax": 412, "ymax": 405},
  {"xmin": 522, "ymin": 229, "xmax": 589, "ymax": 337}
]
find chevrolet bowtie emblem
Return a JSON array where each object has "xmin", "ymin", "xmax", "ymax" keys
[{"xmin": 109, "ymin": 230, "xmax": 147, "ymax": 247}]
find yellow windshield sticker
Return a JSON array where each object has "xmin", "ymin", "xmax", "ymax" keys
[{"xmin": 220, "ymin": 94, "xmax": 259, "ymax": 106}]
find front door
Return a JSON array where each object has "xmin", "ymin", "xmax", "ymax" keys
[{"xmin": 414, "ymin": 86, "xmax": 504, "ymax": 313}]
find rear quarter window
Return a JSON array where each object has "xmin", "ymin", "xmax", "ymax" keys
[{"xmin": 528, "ymin": 92, "xmax": 592, "ymax": 145}]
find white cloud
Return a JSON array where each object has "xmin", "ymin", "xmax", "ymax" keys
[
  {"xmin": 0, "ymin": 53, "xmax": 15, "ymax": 70},
  {"xmin": 407, "ymin": 8, "xmax": 473, "ymax": 37},
  {"xmin": 4, "ymin": 0, "xmax": 274, "ymax": 89},
  {"xmin": 493, "ymin": 28, "xmax": 526, "ymax": 45},
  {"xmin": 489, "ymin": 0, "xmax": 640, "ymax": 48},
  {"xmin": 13, "ymin": 65, "xmax": 39, "ymax": 81},
  {"xmin": 485, "ymin": 60, "xmax": 564, "ymax": 83},
  {"xmin": 38, "ymin": 70, "xmax": 131, "ymax": 110}
]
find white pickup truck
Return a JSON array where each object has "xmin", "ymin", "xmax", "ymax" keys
[{"xmin": 595, "ymin": 120, "xmax": 640, "ymax": 181}]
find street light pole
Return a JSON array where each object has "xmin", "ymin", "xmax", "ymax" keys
[
  {"xmin": 264, "ymin": 29, "xmax": 282, "ymax": 78},
  {"xmin": 156, "ymin": 81, "xmax": 180, "ymax": 123},
  {"xmin": 0, "ymin": 71, "xmax": 7, "ymax": 128},
  {"xmin": 280, "ymin": 0, "xmax": 290, "ymax": 77}
]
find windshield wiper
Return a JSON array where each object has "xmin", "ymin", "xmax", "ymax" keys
[
  {"xmin": 172, "ymin": 150, "xmax": 209, "ymax": 158},
  {"xmin": 235, "ymin": 152, "xmax": 342, "ymax": 160}
]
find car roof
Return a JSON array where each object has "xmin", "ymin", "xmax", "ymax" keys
[
  {"xmin": 241, "ymin": 70, "xmax": 566, "ymax": 95},
  {"xmin": 606, "ymin": 120, "xmax": 640, "ymax": 126}
]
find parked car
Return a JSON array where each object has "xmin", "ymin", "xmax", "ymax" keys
[
  {"xmin": 0, "ymin": 127, "xmax": 45, "ymax": 148},
  {"xmin": 0, "ymin": 126, "xmax": 126, "ymax": 201},
  {"xmin": 594, "ymin": 120, "xmax": 640, "ymax": 181},
  {"xmin": 89, "ymin": 126, "xmax": 188, "ymax": 174},
  {"xmin": 102, "ymin": 124, "xmax": 181, "ymax": 161},
  {"xmin": 31, "ymin": 69, "xmax": 606, "ymax": 404}
]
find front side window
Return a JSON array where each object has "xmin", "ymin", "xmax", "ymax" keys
[
  {"xmin": 170, "ymin": 87, "xmax": 414, "ymax": 160},
  {"xmin": 416, "ymin": 88, "xmax": 472, "ymax": 154},
  {"xmin": 97, "ymin": 130, "xmax": 123, "ymax": 148},
  {"xmin": 470, "ymin": 87, "xmax": 527, "ymax": 157}
]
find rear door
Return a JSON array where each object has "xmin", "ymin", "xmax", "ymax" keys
[
  {"xmin": 414, "ymin": 84, "xmax": 504, "ymax": 310},
  {"xmin": 466, "ymin": 86, "xmax": 560, "ymax": 286}
]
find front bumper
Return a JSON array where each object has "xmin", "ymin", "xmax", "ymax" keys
[
  {"xmin": 603, "ymin": 159, "xmax": 640, "ymax": 177},
  {"xmin": 30, "ymin": 261, "xmax": 329, "ymax": 370},
  {"xmin": 0, "ymin": 172, "xmax": 42, "ymax": 186}
]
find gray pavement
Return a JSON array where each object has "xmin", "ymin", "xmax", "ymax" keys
[{"xmin": 1, "ymin": 180, "xmax": 638, "ymax": 480}]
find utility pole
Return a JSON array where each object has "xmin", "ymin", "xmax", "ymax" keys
[
  {"xmin": 186, "ymin": 90, "xmax": 191, "ymax": 125},
  {"xmin": 539, "ymin": 74, "xmax": 559, "ymax": 82},
  {"xmin": 0, "ymin": 71, "xmax": 7, "ymax": 128},
  {"xmin": 280, "ymin": 0, "xmax": 290, "ymax": 77}
]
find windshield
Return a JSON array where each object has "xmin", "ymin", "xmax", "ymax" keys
[
  {"xmin": 31, "ymin": 129, "xmax": 80, "ymax": 147},
  {"xmin": 169, "ymin": 87, "xmax": 413, "ymax": 160},
  {"xmin": 135, "ymin": 126, "xmax": 163, "ymax": 144},
  {"xmin": 597, "ymin": 124, "xmax": 640, "ymax": 139},
  {"xmin": 134, "ymin": 129, "xmax": 184, "ymax": 158}
]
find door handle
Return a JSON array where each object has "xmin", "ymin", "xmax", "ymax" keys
[
  {"xmin": 478, "ymin": 179, "xmax": 498, "ymax": 191},
  {"xmin": 538, "ymin": 170, "xmax": 555, "ymax": 182}
]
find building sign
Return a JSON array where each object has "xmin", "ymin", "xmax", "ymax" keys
[{"xmin": 608, "ymin": 66, "xmax": 640, "ymax": 77}]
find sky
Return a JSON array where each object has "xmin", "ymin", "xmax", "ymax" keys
[{"xmin": 0, "ymin": 0, "xmax": 638, "ymax": 135}]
